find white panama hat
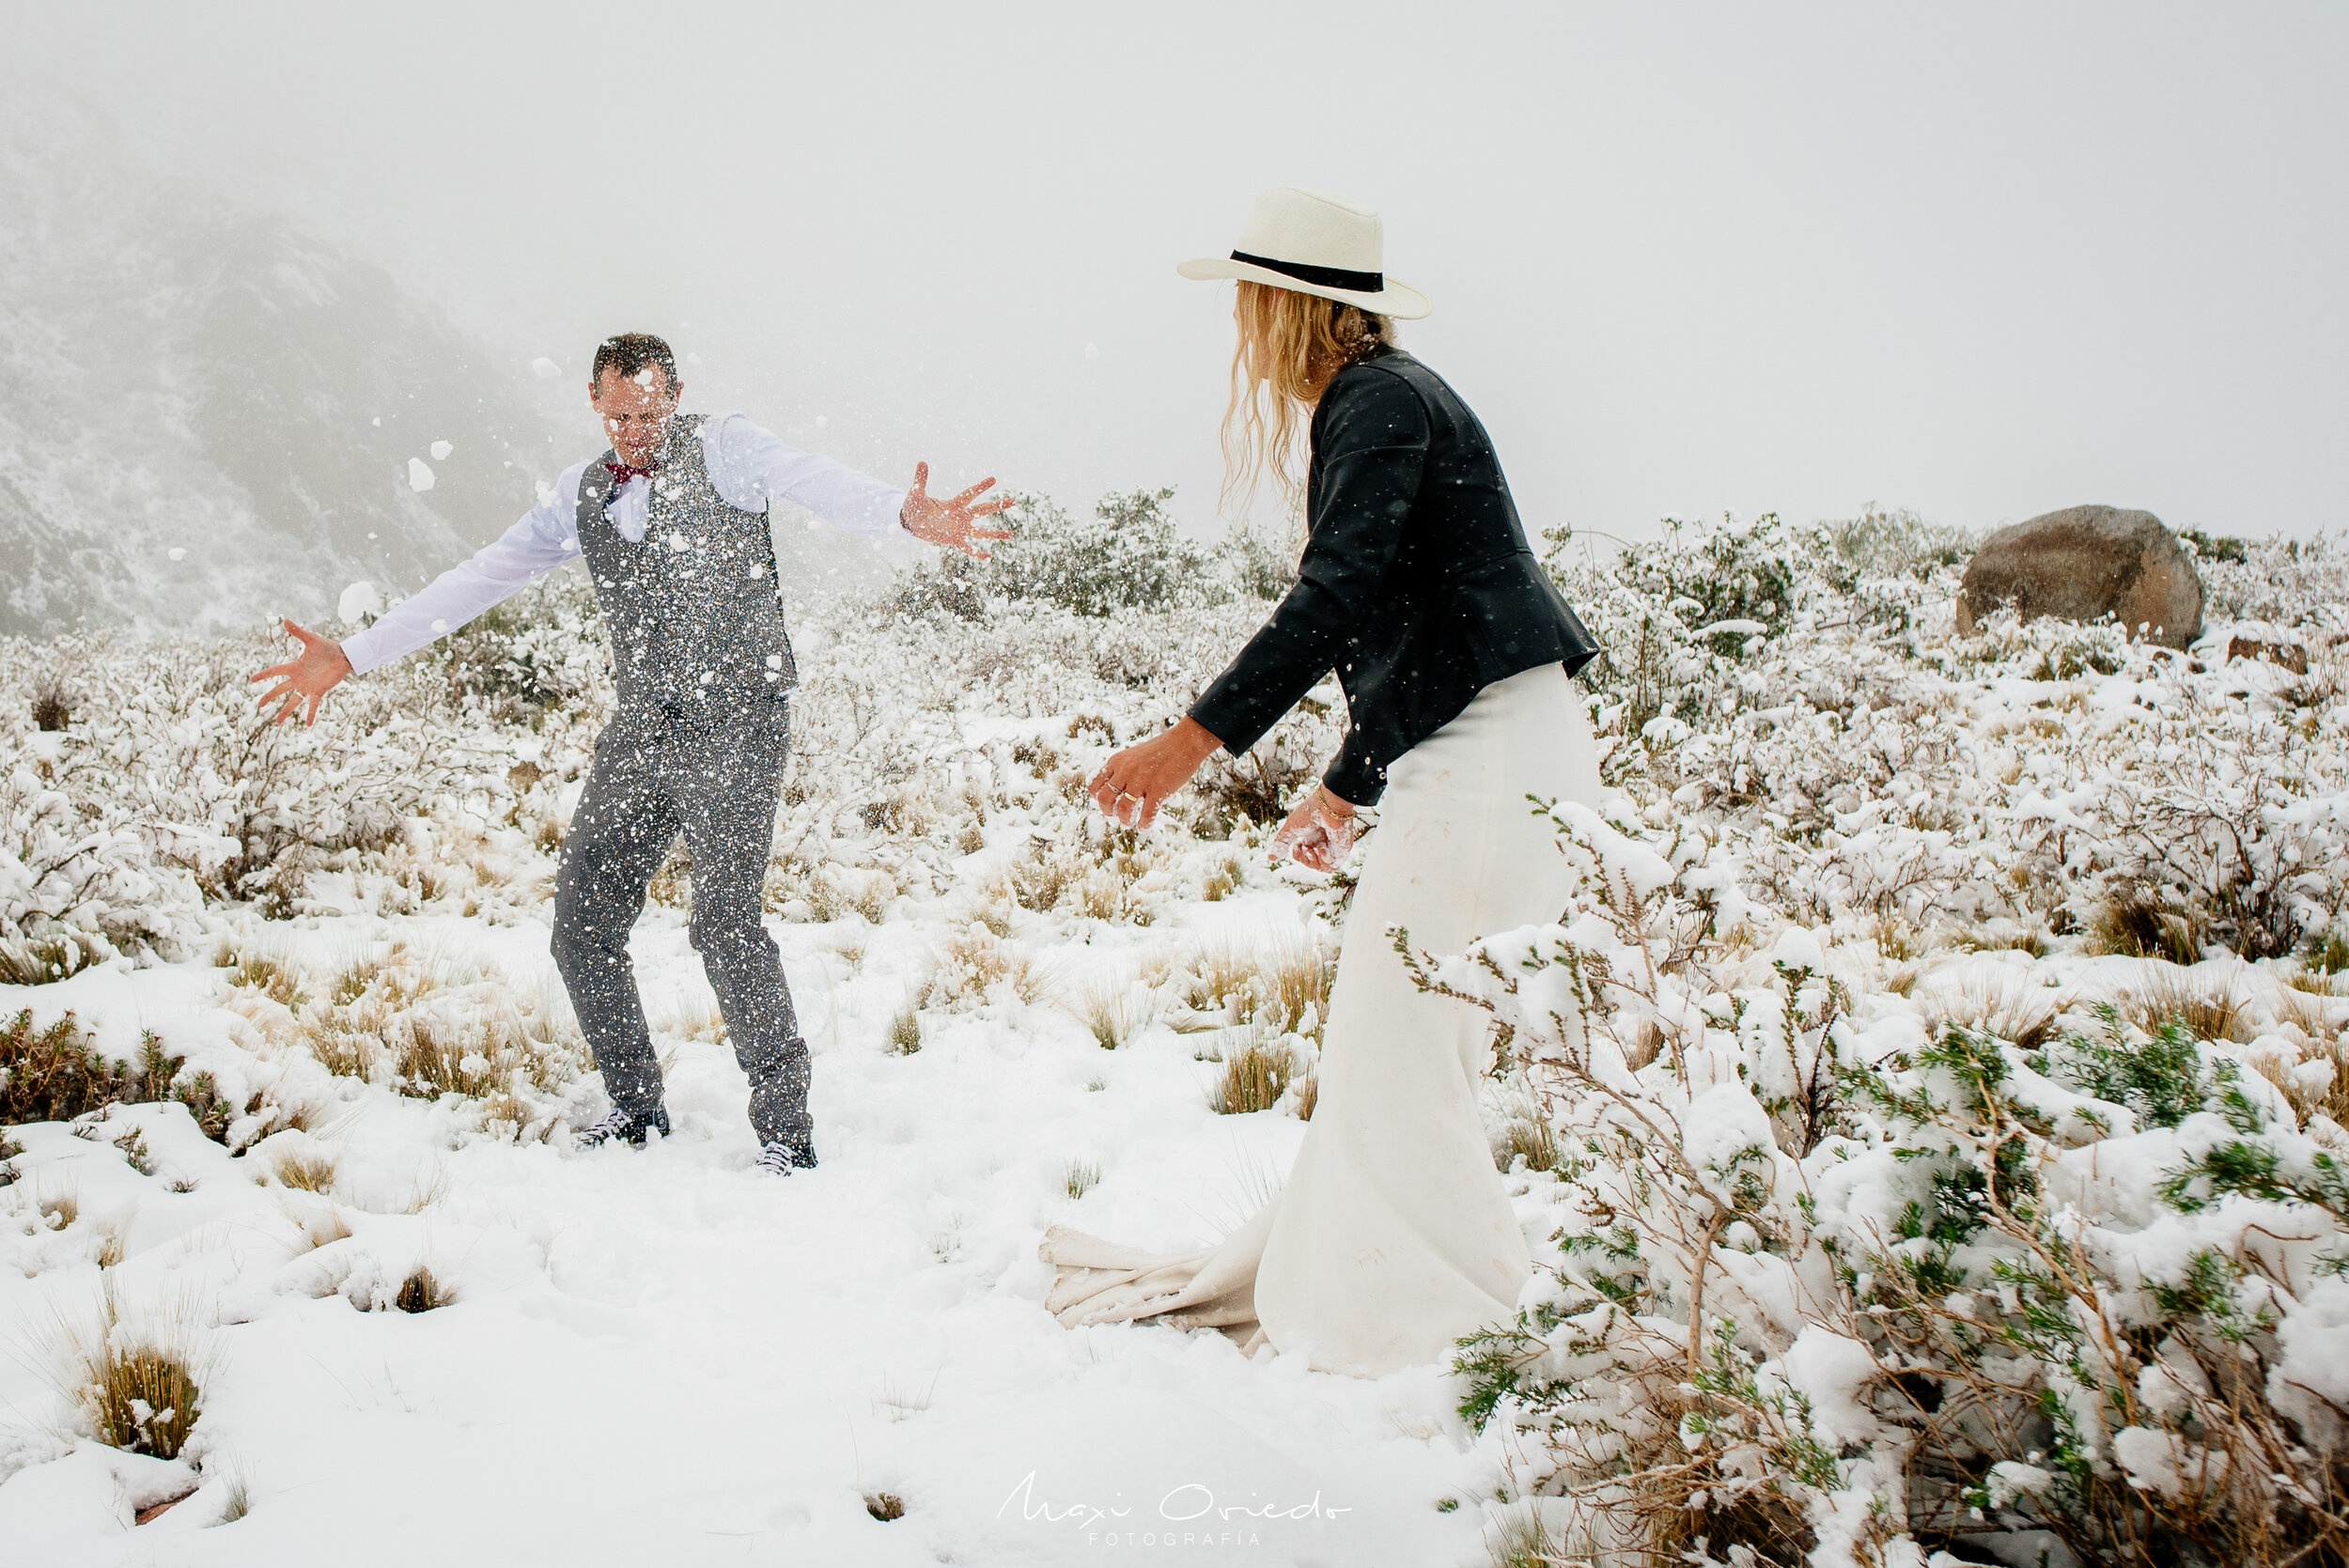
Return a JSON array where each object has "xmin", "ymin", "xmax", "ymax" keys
[{"xmin": 1177, "ymin": 187, "xmax": 1431, "ymax": 320}]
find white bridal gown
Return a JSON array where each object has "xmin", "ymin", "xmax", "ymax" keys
[{"xmin": 1040, "ymin": 664, "xmax": 1602, "ymax": 1377}]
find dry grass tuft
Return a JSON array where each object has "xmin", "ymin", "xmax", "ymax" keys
[
  {"xmin": 861, "ymin": 786, "xmax": 939, "ymax": 839},
  {"xmin": 799, "ymin": 867, "xmax": 849, "ymax": 923},
  {"xmin": 930, "ymin": 925, "xmax": 1047, "ymax": 1010},
  {"xmin": 2284, "ymin": 965, "xmax": 2341, "ymax": 999},
  {"xmin": 402, "ymin": 1164, "xmax": 452, "ymax": 1214},
  {"xmin": 288, "ymin": 945, "xmax": 585, "ymax": 1117},
  {"xmin": 1259, "ymin": 938, "xmax": 1333, "ymax": 1039},
  {"xmin": 52, "ymin": 1285, "xmax": 213, "ymax": 1460},
  {"xmin": 1063, "ymin": 1157, "xmax": 1100, "ymax": 1199},
  {"xmin": 1075, "ymin": 869, "xmax": 1128, "ymax": 922},
  {"xmin": 39, "ymin": 1179, "xmax": 80, "ymax": 1230},
  {"xmin": 393, "ymin": 1263, "xmax": 450, "ymax": 1313},
  {"xmin": 1499, "ymin": 1113, "xmax": 1559, "ymax": 1173},
  {"xmin": 1485, "ymin": 1503, "xmax": 1567, "ymax": 1568},
  {"xmin": 226, "ymin": 952, "xmax": 306, "ymax": 1009},
  {"xmin": 872, "ymin": 1371, "xmax": 938, "ymax": 1423},
  {"xmin": 646, "ymin": 841, "xmax": 692, "ymax": 909},
  {"xmin": 212, "ymin": 1463, "xmax": 253, "ymax": 1524},
  {"xmin": 1919, "ymin": 970, "xmax": 2062, "ymax": 1053},
  {"xmin": 297, "ymin": 1018, "xmax": 380, "ymax": 1080},
  {"xmin": 1952, "ymin": 920, "xmax": 2053, "ymax": 957},
  {"xmin": 392, "ymin": 1016, "xmax": 486, "ymax": 1097},
  {"xmin": 1208, "ymin": 1034, "xmax": 1298, "ymax": 1115},
  {"xmin": 2325, "ymin": 1049, "xmax": 2349, "ymax": 1130},
  {"xmin": 1873, "ymin": 915, "xmax": 1927, "ymax": 963},
  {"xmin": 0, "ymin": 931, "xmax": 103, "ymax": 986},
  {"xmin": 1178, "ymin": 934, "xmax": 1333, "ymax": 1042},
  {"xmin": 2244, "ymin": 1033, "xmax": 2346, "ymax": 1126},
  {"xmin": 1290, "ymin": 1066, "xmax": 1318, "ymax": 1122},
  {"xmin": 661, "ymin": 1003, "xmax": 729, "ymax": 1047},
  {"xmin": 1068, "ymin": 981, "xmax": 1147, "ymax": 1050},
  {"xmin": 2119, "ymin": 964, "xmax": 2251, "ymax": 1044},
  {"xmin": 2086, "ymin": 889, "xmax": 2205, "ymax": 965},
  {"xmin": 887, "ymin": 1003, "xmax": 924, "ymax": 1056},
  {"xmin": 1011, "ymin": 846, "xmax": 1080, "ymax": 914},
  {"xmin": 282, "ymin": 1198, "xmax": 353, "ymax": 1254},
  {"xmin": 1201, "ymin": 853, "xmax": 1242, "ymax": 903},
  {"xmin": 272, "ymin": 1146, "xmax": 337, "ymax": 1194},
  {"xmin": 1184, "ymin": 944, "xmax": 1256, "ymax": 1019}
]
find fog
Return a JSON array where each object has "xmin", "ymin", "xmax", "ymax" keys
[{"xmin": 19, "ymin": 1, "xmax": 2349, "ymax": 547}]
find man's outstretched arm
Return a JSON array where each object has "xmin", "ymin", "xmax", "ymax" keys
[
  {"xmin": 249, "ymin": 469, "xmax": 584, "ymax": 725},
  {"xmin": 708, "ymin": 416, "xmax": 1012, "ymax": 557}
]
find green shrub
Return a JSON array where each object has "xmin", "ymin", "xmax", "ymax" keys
[{"xmin": 0, "ymin": 1012, "xmax": 232, "ymax": 1138}]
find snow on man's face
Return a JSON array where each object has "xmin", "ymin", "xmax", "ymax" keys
[{"xmin": 592, "ymin": 365, "xmax": 680, "ymax": 467}]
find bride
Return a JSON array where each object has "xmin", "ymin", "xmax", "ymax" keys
[{"xmin": 1041, "ymin": 188, "xmax": 1604, "ymax": 1377}]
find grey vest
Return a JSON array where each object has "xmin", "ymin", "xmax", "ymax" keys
[{"xmin": 576, "ymin": 413, "xmax": 797, "ymax": 717}]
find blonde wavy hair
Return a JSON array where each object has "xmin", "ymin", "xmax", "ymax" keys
[{"xmin": 1220, "ymin": 280, "xmax": 1394, "ymax": 519}]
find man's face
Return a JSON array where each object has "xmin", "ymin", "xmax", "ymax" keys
[{"xmin": 591, "ymin": 365, "xmax": 680, "ymax": 466}]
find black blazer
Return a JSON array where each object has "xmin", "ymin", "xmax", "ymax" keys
[{"xmin": 1189, "ymin": 346, "xmax": 1600, "ymax": 807}]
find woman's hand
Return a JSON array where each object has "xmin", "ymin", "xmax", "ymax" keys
[
  {"xmin": 1087, "ymin": 718, "xmax": 1223, "ymax": 829},
  {"xmin": 1267, "ymin": 784, "xmax": 1361, "ymax": 873}
]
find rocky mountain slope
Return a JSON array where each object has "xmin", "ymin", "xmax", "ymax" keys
[{"xmin": 0, "ymin": 106, "xmax": 568, "ymax": 638}]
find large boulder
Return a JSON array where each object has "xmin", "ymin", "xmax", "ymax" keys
[{"xmin": 1954, "ymin": 505, "xmax": 2203, "ymax": 649}]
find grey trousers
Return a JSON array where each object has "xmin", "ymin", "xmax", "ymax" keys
[{"xmin": 549, "ymin": 694, "xmax": 809, "ymax": 1145}]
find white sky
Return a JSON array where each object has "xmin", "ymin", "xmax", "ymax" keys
[{"xmin": 23, "ymin": 1, "xmax": 2349, "ymax": 543}]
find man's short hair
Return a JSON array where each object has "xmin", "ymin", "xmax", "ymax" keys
[{"xmin": 590, "ymin": 333, "xmax": 678, "ymax": 394}]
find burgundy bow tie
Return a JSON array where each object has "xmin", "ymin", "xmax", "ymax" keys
[{"xmin": 604, "ymin": 459, "xmax": 660, "ymax": 488}]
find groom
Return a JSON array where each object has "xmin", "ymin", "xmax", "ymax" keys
[{"xmin": 251, "ymin": 333, "xmax": 1011, "ymax": 1173}]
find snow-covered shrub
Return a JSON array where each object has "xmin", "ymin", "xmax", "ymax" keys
[
  {"xmin": 0, "ymin": 628, "xmax": 484, "ymax": 939},
  {"xmin": 1416, "ymin": 512, "xmax": 2349, "ymax": 1560},
  {"xmin": 427, "ymin": 567, "xmax": 611, "ymax": 725},
  {"xmin": 891, "ymin": 486, "xmax": 1292, "ymax": 623},
  {"xmin": 894, "ymin": 487, "xmax": 1216, "ymax": 619},
  {"xmin": 1820, "ymin": 505, "xmax": 1974, "ymax": 582},
  {"xmin": 1545, "ymin": 514, "xmax": 2349, "ymax": 957},
  {"xmin": 1412, "ymin": 797, "xmax": 2349, "ymax": 1565}
]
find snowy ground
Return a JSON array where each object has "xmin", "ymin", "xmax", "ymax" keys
[
  {"xmin": 1, "ymin": 890, "xmax": 1517, "ymax": 1565},
  {"xmin": 11, "ymin": 517, "xmax": 2349, "ymax": 1564}
]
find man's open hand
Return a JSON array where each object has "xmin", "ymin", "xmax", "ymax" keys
[
  {"xmin": 901, "ymin": 462, "xmax": 1015, "ymax": 559},
  {"xmin": 250, "ymin": 619, "xmax": 352, "ymax": 727}
]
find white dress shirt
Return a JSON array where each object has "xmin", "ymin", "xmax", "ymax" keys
[{"xmin": 342, "ymin": 412, "xmax": 907, "ymax": 675}]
